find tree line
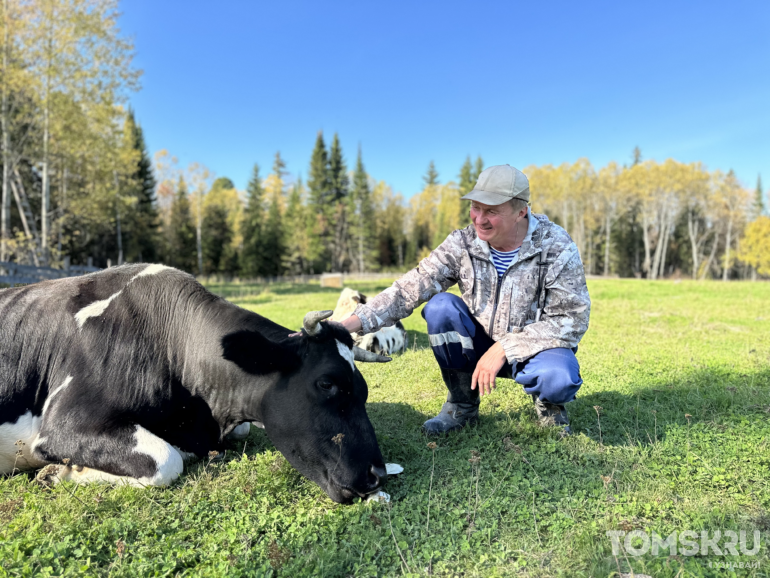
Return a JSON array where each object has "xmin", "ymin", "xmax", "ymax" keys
[
  {"xmin": 1, "ymin": 2, "xmax": 767, "ymax": 280},
  {"xmin": 151, "ymin": 134, "xmax": 445, "ymax": 277},
  {"xmin": 148, "ymin": 143, "xmax": 768, "ymax": 281}
]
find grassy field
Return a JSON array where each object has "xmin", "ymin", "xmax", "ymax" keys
[{"xmin": 1, "ymin": 278, "xmax": 769, "ymax": 577}]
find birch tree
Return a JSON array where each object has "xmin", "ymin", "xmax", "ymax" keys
[
  {"xmin": 715, "ymin": 170, "xmax": 751, "ymax": 281},
  {"xmin": 597, "ymin": 162, "xmax": 622, "ymax": 276},
  {"xmin": 26, "ymin": 0, "xmax": 138, "ymax": 265}
]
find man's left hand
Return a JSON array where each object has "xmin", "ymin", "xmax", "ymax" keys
[{"xmin": 471, "ymin": 341, "xmax": 508, "ymax": 397}]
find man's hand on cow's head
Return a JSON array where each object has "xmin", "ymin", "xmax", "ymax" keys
[
  {"xmin": 340, "ymin": 315, "xmax": 363, "ymax": 334},
  {"xmin": 471, "ymin": 341, "xmax": 508, "ymax": 397}
]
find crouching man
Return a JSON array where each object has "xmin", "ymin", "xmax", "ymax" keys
[{"xmin": 341, "ymin": 164, "xmax": 591, "ymax": 435}]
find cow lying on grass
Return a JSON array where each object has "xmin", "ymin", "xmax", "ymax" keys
[
  {"xmin": 0, "ymin": 264, "xmax": 391, "ymax": 503},
  {"xmin": 331, "ymin": 288, "xmax": 407, "ymax": 356}
]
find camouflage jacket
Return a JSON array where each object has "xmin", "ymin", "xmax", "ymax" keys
[{"xmin": 354, "ymin": 210, "xmax": 591, "ymax": 363}]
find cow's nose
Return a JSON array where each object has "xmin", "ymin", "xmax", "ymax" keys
[{"xmin": 367, "ymin": 464, "xmax": 387, "ymax": 491}]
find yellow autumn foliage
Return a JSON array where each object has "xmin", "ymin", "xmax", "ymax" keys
[{"xmin": 738, "ymin": 216, "xmax": 770, "ymax": 276}]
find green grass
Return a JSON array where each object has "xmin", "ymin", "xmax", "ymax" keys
[{"xmin": 2, "ymin": 279, "xmax": 769, "ymax": 577}]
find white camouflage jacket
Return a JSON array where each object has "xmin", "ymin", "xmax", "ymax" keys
[{"xmin": 354, "ymin": 209, "xmax": 591, "ymax": 363}]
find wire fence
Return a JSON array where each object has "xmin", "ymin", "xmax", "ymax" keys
[
  {"xmin": 201, "ymin": 272, "xmax": 404, "ymax": 299},
  {"xmin": 0, "ymin": 260, "xmax": 101, "ymax": 287}
]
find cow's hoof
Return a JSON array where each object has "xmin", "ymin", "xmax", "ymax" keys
[{"xmin": 35, "ymin": 464, "xmax": 63, "ymax": 487}]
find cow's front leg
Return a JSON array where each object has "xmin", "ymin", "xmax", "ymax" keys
[{"xmin": 33, "ymin": 423, "xmax": 184, "ymax": 488}]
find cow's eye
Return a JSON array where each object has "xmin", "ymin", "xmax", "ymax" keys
[{"xmin": 317, "ymin": 381, "xmax": 337, "ymax": 394}]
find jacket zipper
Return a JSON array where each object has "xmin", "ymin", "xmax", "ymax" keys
[
  {"xmin": 484, "ymin": 252, "xmax": 531, "ymax": 336},
  {"xmin": 470, "ymin": 254, "xmax": 499, "ymax": 335},
  {"xmin": 488, "ymin": 272, "xmax": 504, "ymax": 336},
  {"xmin": 472, "ymin": 249, "xmax": 527, "ymax": 337}
]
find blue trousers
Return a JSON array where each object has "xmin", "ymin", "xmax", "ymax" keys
[{"xmin": 421, "ymin": 293, "xmax": 582, "ymax": 405}]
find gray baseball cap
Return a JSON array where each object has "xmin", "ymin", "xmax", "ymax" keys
[{"xmin": 461, "ymin": 164, "xmax": 530, "ymax": 205}]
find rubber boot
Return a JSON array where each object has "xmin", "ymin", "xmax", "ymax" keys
[
  {"xmin": 422, "ymin": 369, "xmax": 480, "ymax": 435},
  {"xmin": 531, "ymin": 395, "xmax": 571, "ymax": 436}
]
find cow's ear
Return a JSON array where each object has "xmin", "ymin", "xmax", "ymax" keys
[{"xmin": 221, "ymin": 330, "xmax": 299, "ymax": 375}]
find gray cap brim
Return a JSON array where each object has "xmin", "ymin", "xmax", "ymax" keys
[{"xmin": 461, "ymin": 189, "xmax": 529, "ymax": 205}]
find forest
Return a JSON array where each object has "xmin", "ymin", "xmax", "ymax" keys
[{"xmin": 1, "ymin": 0, "xmax": 768, "ymax": 280}]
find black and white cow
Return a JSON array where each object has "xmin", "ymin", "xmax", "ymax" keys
[
  {"xmin": 330, "ymin": 288, "xmax": 407, "ymax": 356},
  {"xmin": 0, "ymin": 264, "xmax": 391, "ymax": 503}
]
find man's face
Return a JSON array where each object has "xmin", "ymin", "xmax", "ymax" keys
[{"xmin": 470, "ymin": 201, "xmax": 526, "ymax": 250}]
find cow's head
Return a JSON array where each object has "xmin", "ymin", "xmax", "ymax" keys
[{"xmin": 222, "ymin": 310, "xmax": 390, "ymax": 504}]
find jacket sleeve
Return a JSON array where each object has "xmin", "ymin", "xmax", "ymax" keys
[
  {"xmin": 353, "ymin": 232, "xmax": 464, "ymax": 333},
  {"xmin": 499, "ymin": 245, "xmax": 591, "ymax": 363}
]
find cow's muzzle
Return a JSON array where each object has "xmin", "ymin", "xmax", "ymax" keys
[{"xmin": 332, "ymin": 463, "xmax": 387, "ymax": 503}]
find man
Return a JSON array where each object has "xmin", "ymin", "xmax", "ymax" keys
[{"xmin": 341, "ymin": 164, "xmax": 590, "ymax": 435}]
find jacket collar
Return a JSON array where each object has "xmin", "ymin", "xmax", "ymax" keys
[{"xmin": 466, "ymin": 208, "xmax": 546, "ymax": 262}]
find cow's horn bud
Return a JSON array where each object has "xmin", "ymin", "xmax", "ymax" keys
[
  {"xmin": 353, "ymin": 346, "xmax": 391, "ymax": 363},
  {"xmin": 303, "ymin": 310, "xmax": 334, "ymax": 336}
]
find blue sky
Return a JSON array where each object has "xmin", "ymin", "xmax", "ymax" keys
[{"xmin": 119, "ymin": 0, "xmax": 769, "ymax": 198}]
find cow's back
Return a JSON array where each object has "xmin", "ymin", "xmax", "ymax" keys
[
  {"xmin": 0, "ymin": 276, "xmax": 84, "ymax": 424},
  {"xmin": 0, "ymin": 265, "xmax": 206, "ymax": 425}
]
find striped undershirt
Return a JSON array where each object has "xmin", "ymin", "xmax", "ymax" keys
[{"xmin": 489, "ymin": 246, "xmax": 520, "ymax": 278}]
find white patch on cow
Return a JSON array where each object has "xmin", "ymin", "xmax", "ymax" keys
[
  {"xmin": 74, "ymin": 264, "xmax": 174, "ymax": 329},
  {"xmin": 227, "ymin": 422, "xmax": 251, "ymax": 440},
  {"xmin": 359, "ymin": 326, "xmax": 407, "ymax": 356},
  {"xmin": 50, "ymin": 465, "xmax": 132, "ymax": 485},
  {"xmin": 330, "ymin": 288, "xmax": 365, "ymax": 322},
  {"xmin": 31, "ymin": 435, "xmax": 46, "ymax": 452},
  {"xmin": 0, "ymin": 411, "xmax": 47, "ymax": 474},
  {"xmin": 252, "ymin": 421, "xmax": 265, "ymax": 429},
  {"xmin": 131, "ymin": 264, "xmax": 172, "ymax": 281},
  {"xmin": 42, "ymin": 375, "xmax": 73, "ymax": 416},
  {"xmin": 336, "ymin": 339, "xmax": 356, "ymax": 372},
  {"xmin": 51, "ymin": 426, "xmax": 183, "ymax": 487},
  {"xmin": 132, "ymin": 425, "xmax": 184, "ymax": 486},
  {"xmin": 74, "ymin": 290, "xmax": 123, "ymax": 328},
  {"xmin": 385, "ymin": 463, "xmax": 404, "ymax": 476}
]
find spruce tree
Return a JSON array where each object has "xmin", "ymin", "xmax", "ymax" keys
[
  {"xmin": 308, "ymin": 131, "xmax": 330, "ymax": 207},
  {"xmin": 423, "ymin": 161, "xmax": 439, "ymax": 186},
  {"xmin": 329, "ymin": 134, "xmax": 348, "ymax": 202},
  {"xmin": 260, "ymin": 152, "xmax": 287, "ymax": 276},
  {"xmin": 273, "ymin": 152, "xmax": 286, "ymax": 184},
  {"xmin": 123, "ymin": 109, "xmax": 159, "ymax": 262},
  {"xmin": 472, "ymin": 156, "xmax": 484, "ymax": 182},
  {"xmin": 458, "ymin": 156, "xmax": 475, "ymax": 227},
  {"xmin": 350, "ymin": 146, "xmax": 377, "ymax": 272},
  {"xmin": 262, "ymin": 191, "xmax": 285, "ymax": 276},
  {"xmin": 307, "ymin": 131, "xmax": 331, "ymax": 271},
  {"xmin": 167, "ymin": 177, "xmax": 197, "ymax": 273},
  {"xmin": 328, "ymin": 133, "xmax": 349, "ymax": 271},
  {"xmin": 283, "ymin": 179, "xmax": 309, "ymax": 275},
  {"xmin": 240, "ymin": 164, "xmax": 265, "ymax": 278},
  {"xmin": 754, "ymin": 175, "xmax": 765, "ymax": 218},
  {"xmin": 201, "ymin": 202, "xmax": 232, "ymax": 275},
  {"xmin": 194, "ymin": 177, "xmax": 235, "ymax": 275},
  {"xmin": 459, "ymin": 156, "xmax": 474, "ymax": 195}
]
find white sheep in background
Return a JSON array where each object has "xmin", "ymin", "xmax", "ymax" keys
[{"xmin": 331, "ymin": 288, "xmax": 407, "ymax": 356}]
